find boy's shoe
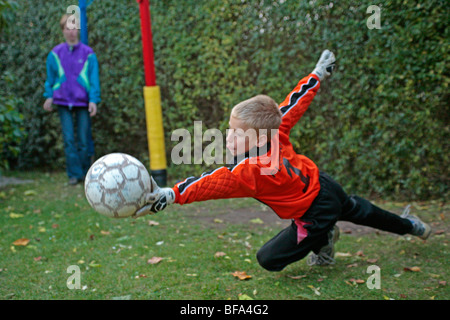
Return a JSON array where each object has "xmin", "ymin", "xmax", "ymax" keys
[
  {"xmin": 312, "ymin": 49, "xmax": 336, "ymax": 81},
  {"xmin": 401, "ymin": 204, "xmax": 432, "ymax": 240},
  {"xmin": 307, "ymin": 225, "xmax": 340, "ymax": 266}
]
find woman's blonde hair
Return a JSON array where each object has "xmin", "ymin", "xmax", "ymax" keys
[
  {"xmin": 59, "ymin": 14, "xmax": 70, "ymax": 30},
  {"xmin": 231, "ymin": 95, "xmax": 282, "ymax": 133}
]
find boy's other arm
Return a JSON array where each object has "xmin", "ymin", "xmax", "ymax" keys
[
  {"xmin": 278, "ymin": 74, "xmax": 321, "ymax": 137},
  {"xmin": 278, "ymin": 50, "xmax": 336, "ymax": 138}
]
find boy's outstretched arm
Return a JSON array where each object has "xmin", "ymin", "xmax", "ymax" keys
[
  {"xmin": 133, "ymin": 163, "xmax": 258, "ymax": 218},
  {"xmin": 278, "ymin": 50, "xmax": 335, "ymax": 139}
]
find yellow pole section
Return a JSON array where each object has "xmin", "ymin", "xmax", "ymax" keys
[{"xmin": 143, "ymin": 86, "xmax": 167, "ymax": 184}]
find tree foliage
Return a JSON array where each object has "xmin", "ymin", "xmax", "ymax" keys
[{"xmin": 0, "ymin": 0, "xmax": 448, "ymax": 199}]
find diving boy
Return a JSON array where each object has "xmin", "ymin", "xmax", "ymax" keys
[{"xmin": 133, "ymin": 50, "xmax": 431, "ymax": 270}]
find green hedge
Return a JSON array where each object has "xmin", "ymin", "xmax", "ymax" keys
[
  {"xmin": 0, "ymin": 0, "xmax": 448, "ymax": 199},
  {"xmin": 0, "ymin": 71, "xmax": 25, "ymax": 171}
]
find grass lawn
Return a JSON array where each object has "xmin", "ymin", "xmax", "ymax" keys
[{"xmin": 0, "ymin": 171, "xmax": 448, "ymax": 300}]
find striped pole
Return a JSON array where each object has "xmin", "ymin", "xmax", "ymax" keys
[{"xmin": 137, "ymin": 0, "xmax": 167, "ymax": 186}]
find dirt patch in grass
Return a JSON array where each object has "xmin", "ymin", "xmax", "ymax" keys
[
  {"xmin": 0, "ymin": 176, "xmax": 34, "ymax": 189},
  {"xmin": 183, "ymin": 204, "xmax": 387, "ymax": 236},
  {"xmin": 183, "ymin": 205, "xmax": 290, "ymax": 229},
  {"xmin": 183, "ymin": 201, "xmax": 448, "ymax": 238}
]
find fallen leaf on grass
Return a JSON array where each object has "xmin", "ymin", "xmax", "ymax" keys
[
  {"xmin": 148, "ymin": 220, "xmax": 159, "ymax": 226},
  {"xmin": 100, "ymin": 230, "xmax": 110, "ymax": 235},
  {"xmin": 404, "ymin": 266, "xmax": 421, "ymax": 272},
  {"xmin": 249, "ymin": 218, "xmax": 264, "ymax": 224},
  {"xmin": 307, "ymin": 285, "xmax": 321, "ymax": 296},
  {"xmin": 348, "ymin": 278, "xmax": 365, "ymax": 285},
  {"xmin": 88, "ymin": 262, "xmax": 101, "ymax": 268},
  {"xmin": 214, "ymin": 251, "xmax": 226, "ymax": 258},
  {"xmin": 9, "ymin": 213, "xmax": 24, "ymax": 219},
  {"xmin": 24, "ymin": 190, "xmax": 37, "ymax": 196},
  {"xmin": 429, "ymin": 273, "xmax": 440, "ymax": 278},
  {"xmin": 238, "ymin": 293, "xmax": 253, "ymax": 300},
  {"xmin": 147, "ymin": 257, "xmax": 163, "ymax": 265},
  {"xmin": 12, "ymin": 238, "xmax": 30, "ymax": 246},
  {"xmin": 232, "ymin": 271, "xmax": 252, "ymax": 280},
  {"xmin": 287, "ymin": 275, "xmax": 307, "ymax": 280},
  {"xmin": 335, "ymin": 252, "xmax": 352, "ymax": 257}
]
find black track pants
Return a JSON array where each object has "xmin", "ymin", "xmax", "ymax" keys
[{"xmin": 256, "ymin": 172, "xmax": 413, "ymax": 271}]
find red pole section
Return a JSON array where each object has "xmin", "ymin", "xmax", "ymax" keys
[{"xmin": 137, "ymin": 0, "xmax": 156, "ymax": 86}]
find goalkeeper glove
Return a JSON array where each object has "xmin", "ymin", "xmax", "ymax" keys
[
  {"xmin": 312, "ymin": 49, "xmax": 336, "ymax": 81},
  {"xmin": 132, "ymin": 177, "xmax": 175, "ymax": 218}
]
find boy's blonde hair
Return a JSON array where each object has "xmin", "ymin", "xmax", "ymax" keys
[{"xmin": 231, "ymin": 95, "xmax": 282, "ymax": 133}]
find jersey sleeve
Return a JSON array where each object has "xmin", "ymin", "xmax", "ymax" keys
[
  {"xmin": 43, "ymin": 52, "xmax": 57, "ymax": 98},
  {"xmin": 172, "ymin": 161, "xmax": 258, "ymax": 205},
  {"xmin": 87, "ymin": 53, "xmax": 101, "ymax": 104},
  {"xmin": 278, "ymin": 74, "xmax": 320, "ymax": 139}
]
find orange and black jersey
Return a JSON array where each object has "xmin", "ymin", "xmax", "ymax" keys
[{"xmin": 172, "ymin": 74, "xmax": 321, "ymax": 220}]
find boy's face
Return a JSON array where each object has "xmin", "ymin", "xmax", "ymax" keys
[{"xmin": 226, "ymin": 115, "xmax": 259, "ymax": 156}]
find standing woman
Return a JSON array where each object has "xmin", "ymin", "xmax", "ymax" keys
[{"xmin": 43, "ymin": 14, "xmax": 101, "ymax": 185}]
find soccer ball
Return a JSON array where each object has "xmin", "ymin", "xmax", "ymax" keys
[{"xmin": 84, "ymin": 153, "xmax": 152, "ymax": 218}]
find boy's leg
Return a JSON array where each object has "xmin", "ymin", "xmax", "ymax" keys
[
  {"xmin": 257, "ymin": 173, "xmax": 342, "ymax": 271},
  {"xmin": 340, "ymin": 195, "xmax": 413, "ymax": 235},
  {"xmin": 256, "ymin": 221, "xmax": 331, "ymax": 272}
]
